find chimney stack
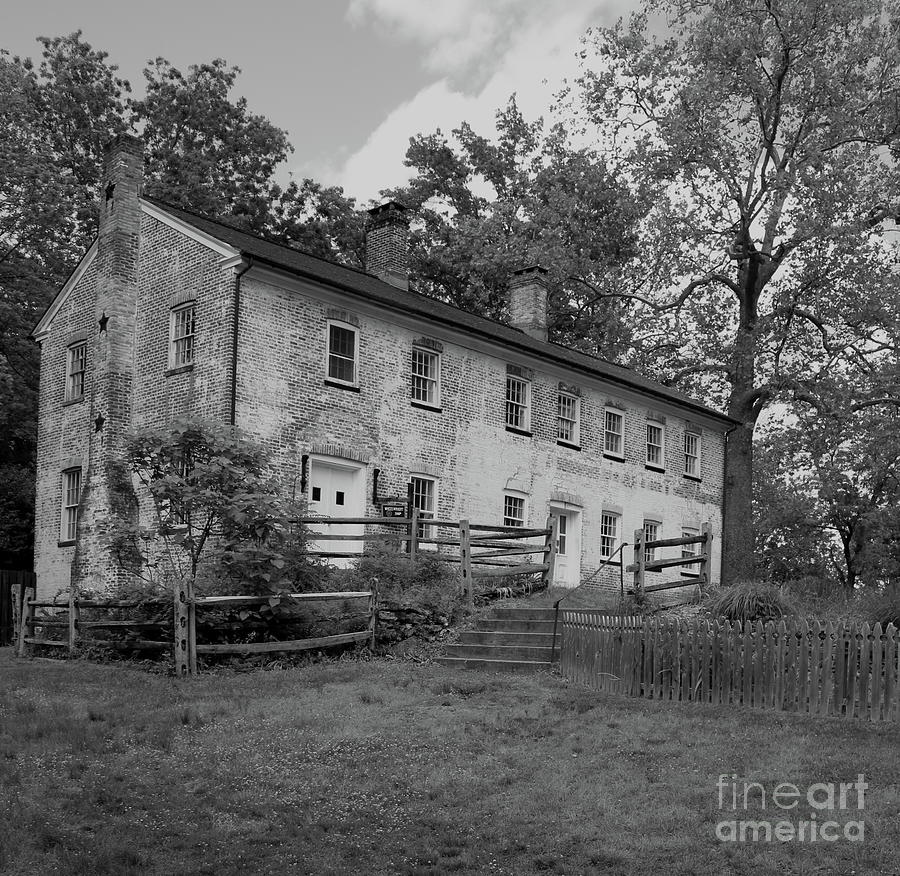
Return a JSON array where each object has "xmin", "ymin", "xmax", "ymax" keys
[
  {"xmin": 365, "ymin": 201, "xmax": 409, "ymax": 290},
  {"xmin": 508, "ymin": 265, "xmax": 549, "ymax": 342}
]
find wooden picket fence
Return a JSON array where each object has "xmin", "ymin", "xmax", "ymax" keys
[{"xmin": 560, "ymin": 612, "xmax": 900, "ymax": 722}]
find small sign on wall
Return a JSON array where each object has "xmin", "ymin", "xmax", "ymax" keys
[{"xmin": 381, "ymin": 502, "xmax": 407, "ymax": 518}]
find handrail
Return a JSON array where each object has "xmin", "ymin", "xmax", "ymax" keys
[{"xmin": 550, "ymin": 542, "xmax": 629, "ymax": 665}]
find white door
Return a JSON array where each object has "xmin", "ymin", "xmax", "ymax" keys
[
  {"xmin": 308, "ymin": 459, "xmax": 365, "ymax": 566},
  {"xmin": 550, "ymin": 505, "xmax": 582, "ymax": 588}
]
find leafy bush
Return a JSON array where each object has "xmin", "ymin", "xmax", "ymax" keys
[
  {"xmin": 857, "ymin": 587, "xmax": 900, "ymax": 629},
  {"xmin": 704, "ymin": 580, "xmax": 796, "ymax": 624}
]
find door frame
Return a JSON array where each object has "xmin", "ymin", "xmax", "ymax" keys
[{"xmin": 549, "ymin": 501, "xmax": 582, "ymax": 588}]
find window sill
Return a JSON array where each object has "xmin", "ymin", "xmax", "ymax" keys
[
  {"xmin": 505, "ymin": 426, "xmax": 532, "ymax": 437},
  {"xmin": 645, "ymin": 464, "xmax": 666, "ymax": 473},
  {"xmin": 683, "ymin": 474, "xmax": 703, "ymax": 483},
  {"xmin": 603, "ymin": 453, "xmax": 625, "ymax": 463},
  {"xmin": 681, "ymin": 572, "xmax": 700, "ymax": 578},
  {"xmin": 325, "ymin": 379, "xmax": 360, "ymax": 393},
  {"xmin": 411, "ymin": 401, "xmax": 442, "ymax": 413},
  {"xmin": 57, "ymin": 540, "xmax": 76, "ymax": 548},
  {"xmin": 62, "ymin": 396, "xmax": 84, "ymax": 407},
  {"xmin": 166, "ymin": 364, "xmax": 194, "ymax": 377},
  {"xmin": 598, "ymin": 559, "xmax": 622, "ymax": 567},
  {"xmin": 556, "ymin": 440, "xmax": 581, "ymax": 451}
]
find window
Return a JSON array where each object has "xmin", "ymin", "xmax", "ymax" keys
[
  {"xmin": 170, "ymin": 303, "xmax": 195, "ymax": 368},
  {"xmin": 681, "ymin": 526, "xmax": 700, "ymax": 576},
  {"xmin": 411, "ymin": 348, "xmax": 440, "ymax": 406},
  {"xmin": 505, "ymin": 376, "xmax": 530, "ymax": 431},
  {"xmin": 65, "ymin": 342, "xmax": 87, "ymax": 402},
  {"xmin": 411, "ymin": 475, "xmax": 436, "ymax": 539},
  {"xmin": 168, "ymin": 455, "xmax": 190, "ymax": 526},
  {"xmin": 327, "ymin": 323, "xmax": 357, "ymax": 384},
  {"xmin": 557, "ymin": 392, "xmax": 580, "ymax": 445},
  {"xmin": 684, "ymin": 431, "xmax": 701, "ymax": 478},
  {"xmin": 60, "ymin": 468, "xmax": 81, "ymax": 542},
  {"xmin": 503, "ymin": 494, "xmax": 526, "ymax": 527},
  {"xmin": 643, "ymin": 519, "xmax": 660, "ymax": 564},
  {"xmin": 600, "ymin": 511, "xmax": 621, "ymax": 560},
  {"xmin": 557, "ymin": 514, "xmax": 568, "ymax": 556},
  {"xmin": 604, "ymin": 409, "xmax": 624, "ymax": 457},
  {"xmin": 646, "ymin": 423, "xmax": 665, "ymax": 468}
]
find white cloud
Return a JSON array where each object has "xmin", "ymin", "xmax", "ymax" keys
[{"xmin": 334, "ymin": 0, "xmax": 628, "ymax": 203}]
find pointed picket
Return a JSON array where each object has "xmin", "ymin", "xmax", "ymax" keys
[{"xmin": 871, "ymin": 623, "xmax": 883, "ymax": 722}]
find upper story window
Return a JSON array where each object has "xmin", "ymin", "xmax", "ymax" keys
[
  {"xmin": 60, "ymin": 467, "xmax": 81, "ymax": 543},
  {"xmin": 411, "ymin": 348, "xmax": 440, "ymax": 407},
  {"xmin": 411, "ymin": 474, "xmax": 437, "ymax": 539},
  {"xmin": 643, "ymin": 519, "xmax": 660, "ymax": 564},
  {"xmin": 503, "ymin": 493, "xmax": 526, "ymax": 527},
  {"xmin": 646, "ymin": 423, "xmax": 665, "ymax": 469},
  {"xmin": 684, "ymin": 430, "xmax": 701, "ymax": 478},
  {"xmin": 327, "ymin": 322, "xmax": 358, "ymax": 385},
  {"xmin": 170, "ymin": 303, "xmax": 195, "ymax": 368},
  {"xmin": 505, "ymin": 376, "xmax": 531, "ymax": 432},
  {"xmin": 600, "ymin": 511, "xmax": 621, "ymax": 560},
  {"xmin": 557, "ymin": 392, "xmax": 580, "ymax": 445},
  {"xmin": 65, "ymin": 342, "xmax": 87, "ymax": 402},
  {"xmin": 604, "ymin": 409, "xmax": 624, "ymax": 458}
]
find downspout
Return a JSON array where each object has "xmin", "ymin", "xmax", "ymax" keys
[{"xmin": 230, "ymin": 257, "xmax": 253, "ymax": 426}]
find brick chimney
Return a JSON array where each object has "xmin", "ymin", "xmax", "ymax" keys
[
  {"xmin": 509, "ymin": 265, "xmax": 549, "ymax": 342},
  {"xmin": 365, "ymin": 201, "xmax": 409, "ymax": 290},
  {"xmin": 72, "ymin": 133, "xmax": 144, "ymax": 593}
]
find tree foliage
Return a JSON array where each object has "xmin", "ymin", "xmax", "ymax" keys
[
  {"xmin": 389, "ymin": 97, "xmax": 641, "ymax": 358},
  {"xmin": 572, "ymin": 0, "xmax": 900, "ymax": 580}
]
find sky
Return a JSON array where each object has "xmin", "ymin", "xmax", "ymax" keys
[{"xmin": 3, "ymin": 0, "xmax": 633, "ymax": 204}]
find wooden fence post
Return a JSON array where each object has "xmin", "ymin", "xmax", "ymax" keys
[
  {"xmin": 542, "ymin": 515, "xmax": 558, "ymax": 589},
  {"xmin": 633, "ymin": 529, "xmax": 645, "ymax": 597},
  {"xmin": 17, "ymin": 586, "xmax": 34, "ymax": 658},
  {"xmin": 368, "ymin": 580, "xmax": 378, "ymax": 650},
  {"xmin": 459, "ymin": 519, "xmax": 473, "ymax": 611},
  {"xmin": 174, "ymin": 577, "xmax": 194, "ymax": 677},
  {"xmin": 68, "ymin": 589, "xmax": 78, "ymax": 656},
  {"xmin": 409, "ymin": 508, "xmax": 419, "ymax": 561},
  {"xmin": 700, "ymin": 523, "xmax": 713, "ymax": 587}
]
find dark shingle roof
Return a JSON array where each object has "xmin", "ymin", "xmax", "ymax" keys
[{"xmin": 146, "ymin": 197, "xmax": 736, "ymax": 427}]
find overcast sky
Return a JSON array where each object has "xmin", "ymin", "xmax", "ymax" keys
[{"xmin": 4, "ymin": 0, "xmax": 634, "ymax": 204}]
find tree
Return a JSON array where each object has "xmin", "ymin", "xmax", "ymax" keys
[
  {"xmin": 572, "ymin": 0, "xmax": 900, "ymax": 581},
  {"xmin": 388, "ymin": 97, "xmax": 641, "ymax": 359},
  {"xmin": 126, "ymin": 418, "xmax": 308, "ymax": 596}
]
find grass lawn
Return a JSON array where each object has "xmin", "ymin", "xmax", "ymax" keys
[{"xmin": 1, "ymin": 649, "xmax": 898, "ymax": 875}]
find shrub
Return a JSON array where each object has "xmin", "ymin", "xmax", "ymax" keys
[
  {"xmin": 704, "ymin": 580, "xmax": 796, "ymax": 624},
  {"xmin": 858, "ymin": 587, "xmax": 900, "ymax": 628}
]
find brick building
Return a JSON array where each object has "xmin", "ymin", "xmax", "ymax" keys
[{"xmin": 32, "ymin": 135, "xmax": 735, "ymax": 599}]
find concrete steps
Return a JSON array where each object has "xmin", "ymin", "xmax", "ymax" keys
[{"xmin": 436, "ymin": 606, "xmax": 561, "ymax": 672}]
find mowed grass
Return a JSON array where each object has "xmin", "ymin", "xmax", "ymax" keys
[{"xmin": 1, "ymin": 650, "xmax": 898, "ymax": 875}]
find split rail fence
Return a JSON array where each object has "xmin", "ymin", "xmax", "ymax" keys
[
  {"xmin": 2, "ymin": 570, "xmax": 33, "ymax": 647},
  {"xmin": 626, "ymin": 525, "xmax": 712, "ymax": 596},
  {"xmin": 560, "ymin": 611, "xmax": 900, "ymax": 722}
]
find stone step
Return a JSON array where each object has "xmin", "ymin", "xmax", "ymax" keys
[
  {"xmin": 486, "ymin": 607, "xmax": 559, "ymax": 621},
  {"xmin": 473, "ymin": 618, "xmax": 558, "ymax": 634},
  {"xmin": 441, "ymin": 643, "xmax": 556, "ymax": 662},
  {"xmin": 457, "ymin": 630, "xmax": 558, "ymax": 646},
  {"xmin": 434, "ymin": 656, "xmax": 553, "ymax": 672}
]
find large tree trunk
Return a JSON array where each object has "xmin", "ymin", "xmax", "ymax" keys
[{"xmin": 722, "ymin": 420, "xmax": 756, "ymax": 584}]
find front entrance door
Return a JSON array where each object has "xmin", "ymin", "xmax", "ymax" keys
[
  {"xmin": 550, "ymin": 504, "xmax": 582, "ymax": 588},
  {"xmin": 308, "ymin": 458, "xmax": 365, "ymax": 566}
]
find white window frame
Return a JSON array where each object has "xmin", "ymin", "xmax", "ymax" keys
[
  {"xmin": 410, "ymin": 347, "xmax": 440, "ymax": 407},
  {"xmin": 604, "ymin": 408, "xmax": 624, "ymax": 458},
  {"xmin": 643, "ymin": 519, "xmax": 661, "ymax": 565},
  {"xmin": 505, "ymin": 376, "xmax": 531, "ymax": 432},
  {"xmin": 646, "ymin": 423, "xmax": 665, "ymax": 469},
  {"xmin": 410, "ymin": 474, "xmax": 437, "ymax": 540},
  {"xmin": 684, "ymin": 430, "xmax": 701, "ymax": 478},
  {"xmin": 681, "ymin": 526, "xmax": 700, "ymax": 577},
  {"xmin": 326, "ymin": 321, "xmax": 359, "ymax": 386},
  {"xmin": 60, "ymin": 468, "xmax": 81, "ymax": 543},
  {"xmin": 65, "ymin": 341, "xmax": 87, "ymax": 402},
  {"xmin": 503, "ymin": 493, "xmax": 527, "ymax": 527},
  {"xmin": 169, "ymin": 302, "xmax": 196, "ymax": 368},
  {"xmin": 599, "ymin": 511, "xmax": 621, "ymax": 561},
  {"xmin": 556, "ymin": 392, "xmax": 580, "ymax": 445}
]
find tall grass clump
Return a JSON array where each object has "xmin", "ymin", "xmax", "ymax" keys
[{"xmin": 704, "ymin": 580, "xmax": 796, "ymax": 624}]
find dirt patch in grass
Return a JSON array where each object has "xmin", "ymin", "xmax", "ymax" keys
[{"xmin": 0, "ymin": 647, "xmax": 898, "ymax": 875}]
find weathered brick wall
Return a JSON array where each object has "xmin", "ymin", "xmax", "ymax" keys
[
  {"xmin": 34, "ymin": 261, "xmax": 96, "ymax": 597},
  {"xmin": 236, "ymin": 272, "xmax": 727, "ymax": 594}
]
